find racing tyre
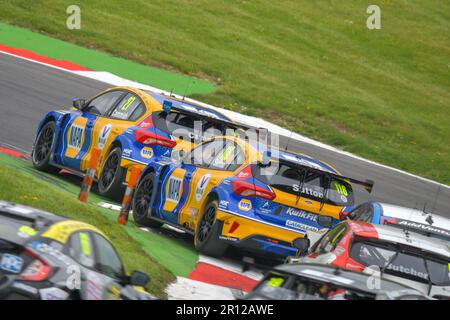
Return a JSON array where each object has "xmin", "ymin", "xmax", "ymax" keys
[
  {"xmin": 194, "ymin": 200, "xmax": 228, "ymax": 257},
  {"xmin": 98, "ymin": 147, "xmax": 126, "ymax": 200},
  {"xmin": 32, "ymin": 121, "xmax": 59, "ymax": 173},
  {"xmin": 132, "ymin": 172, "xmax": 163, "ymax": 228}
]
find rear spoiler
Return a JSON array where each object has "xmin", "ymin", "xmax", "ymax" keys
[
  {"xmin": 162, "ymin": 100, "xmax": 267, "ymax": 135},
  {"xmin": 276, "ymin": 157, "xmax": 374, "ymax": 193}
]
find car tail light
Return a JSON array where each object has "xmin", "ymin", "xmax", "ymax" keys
[
  {"xmin": 18, "ymin": 250, "xmax": 52, "ymax": 282},
  {"xmin": 232, "ymin": 180, "xmax": 275, "ymax": 200},
  {"xmin": 135, "ymin": 130, "xmax": 177, "ymax": 148}
]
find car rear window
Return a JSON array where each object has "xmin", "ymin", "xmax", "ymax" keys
[
  {"xmin": 350, "ymin": 240, "xmax": 450, "ymax": 286},
  {"xmin": 153, "ymin": 111, "xmax": 239, "ymax": 143},
  {"xmin": 252, "ymin": 162, "xmax": 354, "ymax": 206}
]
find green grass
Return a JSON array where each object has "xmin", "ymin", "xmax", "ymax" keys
[
  {"xmin": 1, "ymin": 0, "xmax": 449, "ymax": 183},
  {"xmin": 0, "ymin": 154, "xmax": 175, "ymax": 298}
]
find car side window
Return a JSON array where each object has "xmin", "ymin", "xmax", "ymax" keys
[
  {"xmin": 315, "ymin": 224, "xmax": 347, "ymax": 254},
  {"xmin": 68, "ymin": 232, "xmax": 96, "ymax": 268},
  {"xmin": 85, "ymin": 91, "xmax": 124, "ymax": 116},
  {"xmin": 187, "ymin": 139, "xmax": 224, "ymax": 167},
  {"xmin": 109, "ymin": 93, "xmax": 145, "ymax": 121},
  {"xmin": 91, "ymin": 233, "xmax": 124, "ymax": 280},
  {"xmin": 348, "ymin": 204, "xmax": 374, "ymax": 222},
  {"xmin": 209, "ymin": 141, "xmax": 244, "ymax": 171}
]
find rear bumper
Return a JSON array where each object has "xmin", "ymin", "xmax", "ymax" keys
[{"xmin": 216, "ymin": 209, "xmax": 305, "ymax": 257}]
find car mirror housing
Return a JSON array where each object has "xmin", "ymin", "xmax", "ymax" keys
[
  {"xmin": 293, "ymin": 237, "xmax": 310, "ymax": 255},
  {"xmin": 317, "ymin": 215, "xmax": 333, "ymax": 228},
  {"xmin": 129, "ymin": 271, "xmax": 150, "ymax": 287},
  {"xmin": 258, "ymin": 150, "xmax": 272, "ymax": 167},
  {"xmin": 171, "ymin": 149, "xmax": 185, "ymax": 162},
  {"xmin": 72, "ymin": 98, "xmax": 86, "ymax": 110}
]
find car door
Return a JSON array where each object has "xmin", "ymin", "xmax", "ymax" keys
[
  {"xmin": 155, "ymin": 139, "xmax": 244, "ymax": 226},
  {"xmin": 89, "ymin": 232, "xmax": 127, "ymax": 300},
  {"xmin": 92, "ymin": 92, "xmax": 147, "ymax": 172},
  {"xmin": 61, "ymin": 90, "xmax": 125, "ymax": 171},
  {"xmin": 178, "ymin": 139, "xmax": 246, "ymax": 230}
]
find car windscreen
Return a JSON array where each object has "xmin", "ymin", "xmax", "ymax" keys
[
  {"xmin": 153, "ymin": 111, "xmax": 241, "ymax": 143},
  {"xmin": 350, "ymin": 240, "xmax": 450, "ymax": 286},
  {"xmin": 252, "ymin": 162, "xmax": 354, "ymax": 206}
]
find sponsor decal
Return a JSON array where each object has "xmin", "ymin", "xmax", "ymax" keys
[
  {"xmin": 340, "ymin": 195, "xmax": 348, "ymax": 203},
  {"xmin": 238, "ymin": 199, "xmax": 252, "ymax": 212},
  {"xmin": 29, "ymin": 241, "xmax": 72, "ymax": 266},
  {"xmin": 40, "ymin": 287, "xmax": 69, "ymax": 300},
  {"xmin": 98, "ymin": 123, "xmax": 112, "ymax": 149},
  {"xmin": 0, "ymin": 254, "xmax": 23, "ymax": 273},
  {"xmin": 85, "ymin": 272, "xmax": 104, "ymax": 300},
  {"xmin": 286, "ymin": 220, "xmax": 319, "ymax": 232},
  {"xmin": 292, "ymin": 184, "xmax": 324, "ymax": 198},
  {"xmin": 219, "ymin": 200, "xmax": 229, "ymax": 209},
  {"xmin": 138, "ymin": 119, "xmax": 152, "ymax": 128},
  {"xmin": 12, "ymin": 282, "xmax": 38, "ymax": 295},
  {"xmin": 68, "ymin": 125, "xmax": 84, "ymax": 150},
  {"xmin": 284, "ymin": 208, "xmax": 318, "ymax": 222},
  {"xmin": 123, "ymin": 148, "xmax": 132, "ymax": 157},
  {"xmin": 167, "ymin": 177, "xmax": 182, "ymax": 203},
  {"xmin": 384, "ymin": 264, "xmax": 428, "ymax": 281},
  {"xmin": 17, "ymin": 225, "xmax": 38, "ymax": 238},
  {"xmin": 219, "ymin": 235, "xmax": 239, "ymax": 242},
  {"xmin": 140, "ymin": 147, "xmax": 154, "ymax": 159},
  {"xmin": 237, "ymin": 171, "xmax": 250, "ymax": 179},
  {"xmin": 195, "ymin": 174, "xmax": 211, "ymax": 202},
  {"xmin": 394, "ymin": 220, "xmax": 450, "ymax": 238}
]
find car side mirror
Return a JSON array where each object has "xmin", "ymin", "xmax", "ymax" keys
[
  {"xmin": 171, "ymin": 149, "xmax": 185, "ymax": 162},
  {"xmin": 72, "ymin": 98, "xmax": 86, "ymax": 110},
  {"xmin": 317, "ymin": 215, "xmax": 333, "ymax": 228},
  {"xmin": 293, "ymin": 237, "xmax": 310, "ymax": 256},
  {"xmin": 129, "ymin": 271, "xmax": 150, "ymax": 287}
]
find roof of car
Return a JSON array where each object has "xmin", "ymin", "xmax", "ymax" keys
[
  {"xmin": 274, "ymin": 263, "xmax": 417, "ymax": 294},
  {"xmin": 0, "ymin": 201, "xmax": 66, "ymax": 223},
  {"xmin": 378, "ymin": 202, "xmax": 450, "ymax": 229},
  {"xmin": 348, "ymin": 220, "xmax": 450, "ymax": 258}
]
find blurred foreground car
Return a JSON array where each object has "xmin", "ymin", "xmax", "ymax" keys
[
  {"xmin": 344, "ymin": 201, "xmax": 450, "ymax": 242},
  {"xmin": 237, "ymin": 263, "xmax": 427, "ymax": 300},
  {"xmin": 292, "ymin": 220, "xmax": 450, "ymax": 299},
  {"xmin": 0, "ymin": 201, "xmax": 154, "ymax": 300}
]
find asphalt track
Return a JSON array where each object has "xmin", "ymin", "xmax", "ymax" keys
[{"xmin": 1, "ymin": 52, "xmax": 449, "ymax": 215}]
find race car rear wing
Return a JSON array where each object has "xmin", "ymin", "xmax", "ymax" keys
[
  {"xmin": 275, "ymin": 156, "xmax": 374, "ymax": 193},
  {"xmin": 162, "ymin": 100, "xmax": 267, "ymax": 135}
]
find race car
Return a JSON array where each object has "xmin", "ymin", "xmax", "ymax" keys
[
  {"xmin": 0, "ymin": 201, "xmax": 154, "ymax": 300},
  {"xmin": 31, "ymin": 86, "xmax": 234, "ymax": 199},
  {"xmin": 131, "ymin": 129, "xmax": 374, "ymax": 258},
  {"xmin": 293, "ymin": 220, "xmax": 450, "ymax": 299},
  {"xmin": 343, "ymin": 201, "xmax": 450, "ymax": 242},
  {"xmin": 237, "ymin": 262, "xmax": 427, "ymax": 300}
]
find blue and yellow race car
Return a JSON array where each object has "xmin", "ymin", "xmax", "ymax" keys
[
  {"xmin": 132, "ymin": 126, "xmax": 374, "ymax": 258},
  {"xmin": 31, "ymin": 86, "xmax": 234, "ymax": 199}
]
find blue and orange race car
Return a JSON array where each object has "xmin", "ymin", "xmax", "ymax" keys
[
  {"xmin": 31, "ymin": 86, "xmax": 235, "ymax": 199},
  {"xmin": 131, "ymin": 126, "xmax": 374, "ymax": 258}
]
